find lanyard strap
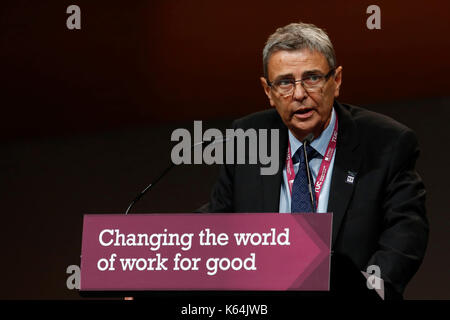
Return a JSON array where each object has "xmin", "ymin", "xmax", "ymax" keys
[{"xmin": 286, "ymin": 116, "xmax": 338, "ymax": 208}]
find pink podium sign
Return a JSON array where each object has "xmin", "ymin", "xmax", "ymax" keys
[{"xmin": 80, "ymin": 213, "xmax": 332, "ymax": 291}]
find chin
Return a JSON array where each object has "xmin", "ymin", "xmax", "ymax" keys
[
  {"xmin": 289, "ymin": 125, "xmax": 314, "ymax": 139},
  {"xmin": 292, "ymin": 119, "xmax": 318, "ymax": 132}
]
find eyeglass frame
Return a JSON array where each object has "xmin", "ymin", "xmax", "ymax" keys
[{"xmin": 266, "ymin": 67, "xmax": 337, "ymax": 97}]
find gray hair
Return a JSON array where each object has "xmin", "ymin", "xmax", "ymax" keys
[{"xmin": 262, "ymin": 22, "xmax": 337, "ymax": 79}]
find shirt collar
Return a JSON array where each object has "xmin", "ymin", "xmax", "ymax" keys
[{"xmin": 288, "ymin": 107, "xmax": 336, "ymax": 158}]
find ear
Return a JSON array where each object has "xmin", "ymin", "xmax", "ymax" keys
[
  {"xmin": 333, "ymin": 66, "xmax": 343, "ymax": 98},
  {"xmin": 260, "ymin": 77, "xmax": 276, "ymax": 107}
]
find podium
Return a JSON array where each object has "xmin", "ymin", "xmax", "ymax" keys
[{"xmin": 79, "ymin": 212, "xmax": 381, "ymax": 300}]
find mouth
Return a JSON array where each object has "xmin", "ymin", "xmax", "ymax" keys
[{"xmin": 293, "ymin": 107, "xmax": 314, "ymax": 119}]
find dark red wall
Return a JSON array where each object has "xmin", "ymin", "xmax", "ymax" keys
[
  {"xmin": 2, "ymin": 0, "xmax": 449, "ymax": 140},
  {"xmin": 1, "ymin": 0, "xmax": 449, "ymax": 300}
]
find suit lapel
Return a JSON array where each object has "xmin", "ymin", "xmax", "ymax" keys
[
  {"xmin": 261, "ymin": 113, "xmax": 288, "ymax": 212},
  {"xmin": 327, "ymin": 101, "xmax": 362, "ymax": 248},
  {"xmin": 259, "ymin": 101, "xmax": 362, "ymax": 238}
]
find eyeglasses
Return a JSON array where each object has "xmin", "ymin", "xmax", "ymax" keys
[{"xmin": 267, "ymin": 68, "xmax": 336, "ymax": 97}]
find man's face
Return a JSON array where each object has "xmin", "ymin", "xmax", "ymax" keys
[{"xmin": 261, "ymin": 49, "xmax": 342, "ymax": 141}]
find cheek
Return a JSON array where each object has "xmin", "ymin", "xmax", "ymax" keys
[
  {"xmin": 273, "ymin": 99, "xmax": 288, "ymax": 114},
  {"xmin": 317, "ymin": 89, "xmax": 335, "ymax": 112},
  {"xmin": 276, "ymin": 105, "xmax": 293, "ymax": 124}
]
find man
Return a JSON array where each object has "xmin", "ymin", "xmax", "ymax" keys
[{"xmin": 207, "ymin": 22, "xmax": 428, "ymax": 299}]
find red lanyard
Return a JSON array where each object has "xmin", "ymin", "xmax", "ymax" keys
[{"xmin": 286, "ymin": 115, "xmax": 338, "ymax": 208}]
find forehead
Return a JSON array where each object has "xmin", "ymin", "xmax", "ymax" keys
[{"xmin": 267, "ymin": 49, "xmax": 329, "ymax": 79}]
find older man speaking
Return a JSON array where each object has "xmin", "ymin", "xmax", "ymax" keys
[{"xmin": 207, "ymin": 22, "xmax": 428, "ymax": 300}]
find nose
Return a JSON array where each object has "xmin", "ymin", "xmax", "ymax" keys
[{"xmin": 292, "ymin": 81, "xmax": 308, "ymax": 101}]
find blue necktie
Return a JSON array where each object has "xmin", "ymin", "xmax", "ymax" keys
[{"xmin": 291, "ymin": 145, "xmax": 318, "ymax": 213}]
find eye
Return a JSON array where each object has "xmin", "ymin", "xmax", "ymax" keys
[
  {"xmin": 308, "ymin": 75, "xmax": 320, "ymax": 81},
  {"xmin": 303, "ymin": 74, "xmax": 322, "ymax": 85},
  {"xmin": 275, "ymin": 79, "xmax": 293, "ymax": 87}
]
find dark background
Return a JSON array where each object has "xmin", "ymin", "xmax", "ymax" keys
[{"xmin": 1, "ymin": 0, "xmax": 449, "ymax": 299}]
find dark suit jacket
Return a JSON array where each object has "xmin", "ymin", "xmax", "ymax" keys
[{"xmin": 207, "ymin": 101, "xmax": 429, "ymax": 299}]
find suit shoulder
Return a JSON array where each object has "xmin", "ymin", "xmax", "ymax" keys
[
  {"xmin": 341, "ymin": 103, "xmax": 415, "ymax": 137},
  {"xmin": 338, "ymin": 103, "xmax": 419, "ymax": 156}
]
